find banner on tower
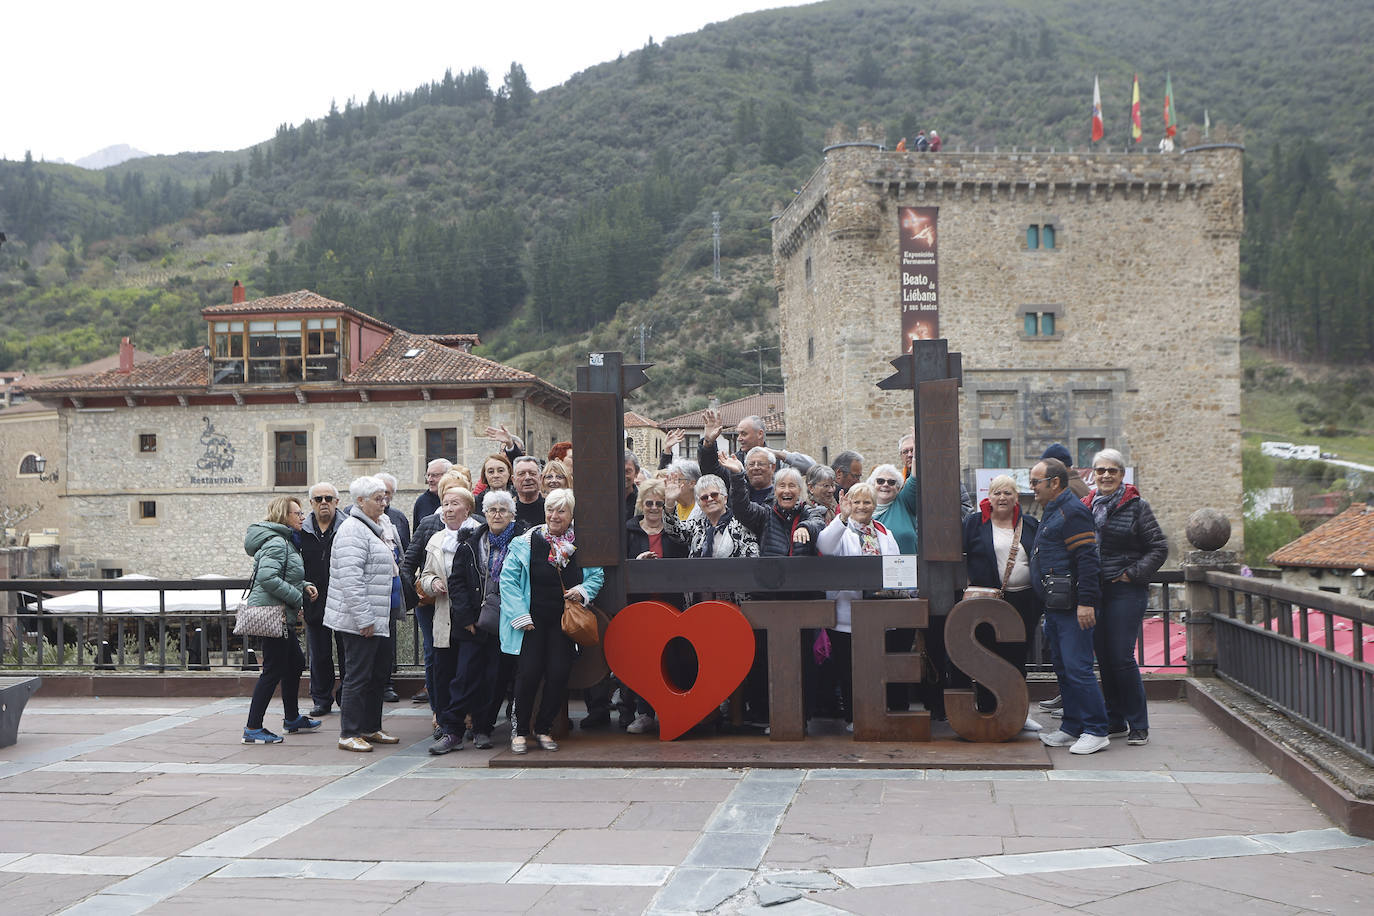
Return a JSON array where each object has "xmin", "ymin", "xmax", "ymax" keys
[{"xmin": 899, "ymin": 206, "xmax": 939, "ymax": 351}]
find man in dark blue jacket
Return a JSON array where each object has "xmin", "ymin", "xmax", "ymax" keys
[
  {"xmin": 1029, "ymin": 457, "xmax": 1110, "ymax": 754},
  {"xmin": 301, "ymin": 482, "xmax": 346, "ymax": 717}
]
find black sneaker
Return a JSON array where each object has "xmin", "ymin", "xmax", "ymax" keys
[
  {"xmin": 1127, "ymin": 728, "xmax": 1149, "ymax": 746},
  {"xmin": 1038, "ymin": 694, "xmax": 1064, "ymax": 711},
  {"xmin": 382, "ymin": 688, "xmax": 400, "ymax": 703},
  {"xmin": 308, "ymin": 705, "xmax": 332, "ymax": 717},
  {"xmin": 428, "ymin": 733, "xmax": 462, "ymax": 755},
  {"xmin": 411, "ymin": 690, "xmax": 429, "ymax": 703},
  {"xmin": 580, "ymin": 709, "xmax": 612, "ymax": 729},
  {"xmin": 1108, "ymin": 726, "xmax": 1130, "ymax": 739}
]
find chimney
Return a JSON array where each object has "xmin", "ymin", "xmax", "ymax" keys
[
  {"xmin": 118, "ymin": 337, "xmax": 134, "ymax": 374},
  {"xmin": 231, "ymin": 280, "xmax": 246, "ymax": 304}
]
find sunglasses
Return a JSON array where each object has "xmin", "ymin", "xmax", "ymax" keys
[
  {"xmin": 697, "ymin": 492, "xmax": 723, "ymax": 501},
  {"xmin": 642, "ymin": 500, "xmax": 666, "ymax": 508},
  {"xmin": 1093, "ymin": 467, "xmax": 1123, "ymax": 476},
  {"xmin": 311, "ymin": 495, "xmax": 337, "ymax": 503},
  {"xmin": 874, "ymin": 478, "xmax": 900, "ymax": 486}
]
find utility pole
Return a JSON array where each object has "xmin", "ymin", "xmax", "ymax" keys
[
  {"xmin": 637, "ymin": 322, "xmax": 653, "ymax": 363},
  {"xmin": 712, "ymin": 211, "xmax": 721, "ymax": 280},
  {"xmin": 742, "ymin": 344, "xmax": 779, "ymax": 394}
]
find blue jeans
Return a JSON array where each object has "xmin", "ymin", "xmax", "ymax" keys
[
  {"xmin": 414, "ymin": 604, "xmax": 437, "ymax": 713},
  {"xmin": 1043, "ymin": 610, "xmax": 1108, "ymax": 737},
  {"xmin": 1095, "ymin": 582, "xmax": 1149, "ymax": 731}
]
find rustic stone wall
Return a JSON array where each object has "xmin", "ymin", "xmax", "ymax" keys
[
  {"xmin": 774, "ymin": 146, "xmax": 1244, "ymax": 561},
  {"xmin": 0, "ymin": 409, "xmax": 65, "ymax": 537},
  {"xmin": 55, "ymin": 398, "xmax": 569, "ymax": 577}
]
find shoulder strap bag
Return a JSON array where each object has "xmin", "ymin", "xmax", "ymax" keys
[{"xmin": 233, "ymin": 542, "xmax": 288, "ymax": 638}]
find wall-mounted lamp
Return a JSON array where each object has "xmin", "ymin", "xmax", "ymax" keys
[
  {"xmin": 202, "ymin": 344, "xmax": 212, "ymax": 360},
  {"xmin": 32, "ymin": 455, "xmax": 59, "ymax": 483},
  {"xmin": 1352, "ymin": 567, "xmax": 1369, "ymax": 599}
]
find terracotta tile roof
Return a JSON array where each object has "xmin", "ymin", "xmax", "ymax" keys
[
  {"xmin": 345, "ymin": 330, "xmax": 542, "ymax": 386},
  {"xmin": 21, "ymin": 347, "xmax": 208, "ymax": 393},
  {"xmin": 624, "ymin": 410, "xmax": 661, "ymax": 429},
  {"xmin": 202, "ymin": 289, "xmax": 393, "ymax": 329},
  {"xmin": 1269, "ymin": 503, "xmax": 1374, "ymax": 570},
  {"xmin": 660, "ymin": 393, "xmax": 787, "ymax": 430}
]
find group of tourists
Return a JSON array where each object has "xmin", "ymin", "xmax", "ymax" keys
[{"xmin": 239, "ymin": 414, "xmax": 1167, "ymax": 757}]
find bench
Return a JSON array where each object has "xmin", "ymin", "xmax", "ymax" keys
[{"xmin": 0, "ymin": 676, "xmax": 42, "ymax": 748}]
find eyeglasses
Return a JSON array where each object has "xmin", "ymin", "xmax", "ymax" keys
[
  {"xmin": 874, "ymin": 478, "xmax": 899, "ymax": 487},
  {"xmin": 311, "ymin": 495, "xmax": 337, "ymax": 503},
  {"xmin": 485, "ymin": 507, "xmax": 512, "ymax": 516},
  {"xmin": 698, "ymin": 492, "xmax": 723, "ymax": 501},
  {"xmin": 292, "ymin": 510, "xmax": 307, "ymax": 518},
  {"xmin": 643, "ymin": 500, "xmax": 666, "ymax": 508},
  {"xmin": 1028, "ymin": 477, "xmax": 1048, "ymax": 488},
  {"xmin": 1093, "ymin": 467, "xmax": 1123, "ymax": 476}
]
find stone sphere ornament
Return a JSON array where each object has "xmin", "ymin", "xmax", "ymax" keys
[{"xmin": 1186, "ymin": 508, "xmax": 1232, "ymax": 551}]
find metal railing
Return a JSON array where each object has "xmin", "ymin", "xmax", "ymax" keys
[
  {"xmin": 0, "ymin": 578, "xmax": 427, "ymax": 673},
  {"xmin": 1026, "ymin": 570, "xmax": 1188, "ymax": 672},
  {"xmin": 1203, "ymin": 570, "xmax": 1374, "ymax": 765}
]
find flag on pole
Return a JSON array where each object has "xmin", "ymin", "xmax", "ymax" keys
[
  {"xmin": 1204, "ymin": 108, "xmax": 1211, "ymax": 139},
  {"xmin": 1091, "ymin": 75, "xmax": 1104, "ymax": 142},
  {"xmin": 1131, "ymin": 74, "xmax": 1142, "ymax": 143},
  {"xmin": 1163, "ymin": 72, "xmax": 1177, "ymax": 138}
]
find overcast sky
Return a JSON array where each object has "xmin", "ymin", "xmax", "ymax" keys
[{"xmin": 5, "ymin": 0, "xmax": 806, "ymax": 164}]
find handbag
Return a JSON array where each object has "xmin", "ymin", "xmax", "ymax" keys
[
  {"xmin": 966, "ymin": 518, "xmax": 1022, "ymax": 601},
  {"xmin": 233, "ymin": 550, "xmax": 287, "ymax": 637},
  {"xmin": 1041, "ymin": 573, "xmax": 1075, "ymax": 611},
  {"xmin": 557, "ymin": 567, "xmax": 600, "ymax": 647}
]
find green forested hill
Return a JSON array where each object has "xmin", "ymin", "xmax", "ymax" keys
[{"xmin": 2, "ymin": 0, "xmax": 1372, "ymax": 415}]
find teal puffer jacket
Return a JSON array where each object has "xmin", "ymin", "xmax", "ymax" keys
[{"xmin": 244, "ymin": 522, "xmax": 308, "ymax": 627}]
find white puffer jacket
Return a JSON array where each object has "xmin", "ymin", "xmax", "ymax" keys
[{"xmin": 324, "ymin": 512, "xmax": 396, "ymax": 636}]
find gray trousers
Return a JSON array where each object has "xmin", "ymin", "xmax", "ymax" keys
[{"xmin": 338, "ymin": 631, "xmax": 389, "ymax": 738}]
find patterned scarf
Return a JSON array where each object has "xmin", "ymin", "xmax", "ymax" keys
[
  {"xmin": 486, "ymin": 523, "xmax": 517, "ymax": 579},
  {"xmin": 1091, "ymin": 487, "xmax": 1126, "ymax": 530},
  {"xmin": 851, "ymin": 519, "xmax": 881, "ymax": 556},
  {"xmin": 546, "ymin": 526, "xmax": 576, "ymax": 568},
  {"xmin": 699, "ymin": 510, "xmax": 734, "ymax": 558}
]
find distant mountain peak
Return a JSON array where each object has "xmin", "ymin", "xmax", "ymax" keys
[{"xmin": 75, "ymin": 144, "xmax": 151, "ymax": 170}]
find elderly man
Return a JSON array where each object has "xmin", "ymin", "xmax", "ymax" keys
[
  {"xmin": 729, "ymin": 411, "xmax": 816, "ymax": 473},
  {"xmin": 413, "ymin": 459, "xmax": 453, "ymax": 531},
  {"xmin": 703, "ymin": 411, "xmax": 784, "ymax": 505},
  {"xmin": 302, "ymin": 481, "xmax": 347, "ymax": 717},
  {"xmin": 831, "ymin": 450, "xmax": 863, "ymax": 497},
  {"xmin": 511, "ymin": 456, "xmax": 545, "ymax": 528},
  {"xmin": 1030, "ymin": 457, "xmax": 1110, "ymax": 755},
  {"xmin": 1041, "ymin": 442, "xmax": 1091, "ymax": 499}
]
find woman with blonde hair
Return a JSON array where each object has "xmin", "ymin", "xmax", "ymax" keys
[
  {"xmin": 961, "ymin": 473, "xmax": 1041, "ymax": 730},
  {"xmin": 242, "ymin": 495, "xmax": 321, "ymax": 744},
  {"xmin": 540, "ymin": 458, "xmax": 573, "ymax": 496}
]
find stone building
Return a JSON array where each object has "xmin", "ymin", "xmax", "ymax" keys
[
  {"xmin": 772, "ymin": 141, "xmax": 1245, "ymax": 560},
  {"xmin": 659, "ymin": 393, "xmax": 790, "ymax": 461},
  {"xmin": 623, "ymin": 410, "xmax": 665, "ymax": 472},
  {"xmin": 21, "ymin": 289, "xmax": 570, "ymax": 578}
]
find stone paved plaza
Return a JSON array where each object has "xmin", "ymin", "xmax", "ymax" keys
[{"xmin": 1, "ymin": 694, "xmax": 1371, "ymax": 914}]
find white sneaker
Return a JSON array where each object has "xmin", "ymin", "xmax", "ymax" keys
[
  {"xmin": 626, "ymin": 713, "xmax": 655, "ymax": 734},
  {"xmin": 1022, "ymin": 716, "xmax": 1043, "ymax": 732},
  {"xmin": 1039, "ymin": 729, "xmax": 1076, "ymax": 747},
  {"xmin": 1069, "ymin": 733, "xmax": 1110, "ymax": 755}
]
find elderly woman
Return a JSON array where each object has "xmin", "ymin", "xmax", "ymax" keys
[
  {"xmin": 1085, "ymin": 449, "xmax": 1168, "ymax": 746},
  {"xmin": 325, "ymin": 476, "xmax": 402, "ymax": 752},
  {"xmin": 805, "ymin": 464, "xmax": 838, "ymax": 524},
  {"xmin": 816, "ymin": 482, "xmax": 900, "ymax": 728},
  {"xmin": 474, "ymin": 453, "xmax": 514, "ymax": 514},
  {"xmin": 415, "ymin": 485, "xmax": 476, "ymax": 740},
  {"xmin": 403, "ymin": 471, "xmax": 479, "ymax": 725},
  {"xmin": 500, "ymin": 489, "xmax": 604, "ymax": 754},
  {"xmin": 242, "ymin": 496, "xmax": 321, "ymax": 744},
  {"xmin": 620, "ymin": 478, "xmax": 690, "ymax": 735},
  {"xmin": 961, "ymin": 474, "xmax": 1041, "ymax": 730},
  {"xmin": 540, "ymin": 458, "xmax": 573, "ymax": 496}
]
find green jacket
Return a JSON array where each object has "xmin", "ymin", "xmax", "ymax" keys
[{"xmin": 244, "ymin": 522, "xmax": 308, "ymax": 627}]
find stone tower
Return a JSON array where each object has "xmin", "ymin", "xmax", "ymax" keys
[{"xmin": 772, "ymin": 142, "xmax": 1245, "ymax": 559}]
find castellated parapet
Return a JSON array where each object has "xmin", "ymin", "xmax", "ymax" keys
[{"xmin": 773, "ymin": 144, "xmax": 1244, "ymax": 561}]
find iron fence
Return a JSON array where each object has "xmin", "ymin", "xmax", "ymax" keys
[
  {"xmin": 1204, "ymin": 570, "xmax": 1374, "ymax": 766},
  {"xmin": 0, "ymin": 579, "xmax": 426, "ymax": 673},
  {"xmin": 1025, "ymin": 570, "xmax": 1188, "ymax": 672}
]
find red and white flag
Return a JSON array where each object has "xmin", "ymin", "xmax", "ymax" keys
[{"xmin": 1091, "ymin": 75, "xmax": 1104, "ymax": 142}]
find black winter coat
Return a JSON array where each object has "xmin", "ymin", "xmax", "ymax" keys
[
  {"xmin": 962, "ymin": 505, "xmax": 1039, "ymax": 590},
  {"xmin": 1083, "ymin": 485, "xmax": 1169, "ymax": 584},
  {"xmin": 299, "ymin": 513, "xmax": 342, "ymax": 625},
  {"xmin": 726, "ymin": 467, "xmax": 825, "ymax": 557}
]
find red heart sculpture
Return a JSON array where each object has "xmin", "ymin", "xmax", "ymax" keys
[{"xmin": 604, "ymin": 600, "xmax": 756, "ymax": 741}]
